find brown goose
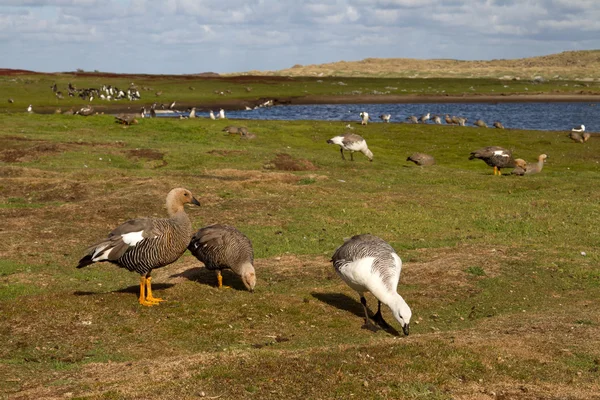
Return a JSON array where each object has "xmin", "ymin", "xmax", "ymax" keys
[
  {"xmin": 523, "ymin": 154, "xmax": 547, "ymax": 175},
  {"xmin": 77, "ymin": 188, "xmax": 200, "ymax": 306},
  {"xmin": 493, "ymin": 121, "xmax": 505, "ymax": 129},
  {"xmin": 188, "ymin": 224, "xmax": 255, "ymax": 291},
  {"xmin": 469, "ymin": 146, "xmax": 515, "ymax": 175},
  {"xmin": 406, "ymin": 152, "xmax": 435, "ymax": 166},
  {"xmin": 511, "ymin": 158, "xmax": 527, "ymax": 176},
  {"xmin": 406, "ymin": 115, "xmax": 418, "ymax": 124},
  {"xmin": 327, "ymin": 133, "xmax": 373, "ymax": 162},
  {"xmin": 568, "ymin": 132, "xmax": 584, "ymax": 143},
  {"xmin": 444, "ymin": 114, "xmax": 453, "ymax": 125},
  {"xmin": 473, "ymin": 119, "xmax": 488, "ymax": 128},
  {"xmin": 222, "ymin": 126, "xmax": 248, "ymax": 135}
]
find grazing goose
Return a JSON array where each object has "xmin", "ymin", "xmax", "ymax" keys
[
  {"xmin": 8, "ymin": 98, "xmax": 14, "ymax": 103},
  {"xmin": 218, "ymin": 108, "xmax": 226, "ymax": 119},
  {"xmin": 511, "ymin": 158, "xmax": 528, "ymax": 176},
  {"xmin": 583, "ymin": 132, "xmax": 591, "ymax": 142},
  {"xmin": 469, "ymin": 146, "xmax": 515, "ymax": 175},
  {"xmin": 360, "ymin": 111, "xmax": 370, "ymax": 125},
  {"xmin": 331, "ymin": 234, "xmax": 411, "ymax": 335},
  {"xmin": 493, "ymin": 121, "xmax": 505, "ymax": 129},
  {"xmin": 406, "ymin": 115, "xmax": 418, "ymax": 124},
  {"xmin": 568, "ymin": 131, "xmax": 585, "ymax": 143},
  {"xmin": 77, "ymin": 105, "xmax": 94, "ymax": 116},
  {"xmin": 188, "ymin": 224, "xmax": 255, "ymax": 292},
  {"xmin": 406, "ymin": 152, "xmax": 435, "ymax": 166},
  {"xmin": 473, "ymin": 119, "xmax": 488, "ymax": 128},
  {"xmin": 379, "ymin": 114, "xmax": 391, "ymax": 123},
  {"xmin": 222, "ymin": 126, "xmax": 247, "ymax": 135},
  {"xmin": 572, "ymin": 124, "xmax": 585, "ymax": 133},
  {"xmin": 327, "ymin": 133, "xmax": 373, "ymax": 162},
  {"xmin": 209, "ymin": 110, "xmax": 216, "ymax": 120},
  {"xmin": 457, "ymin": 117, "xmax": 467, "ymax": 126},
  {"xmin": 450, "ymin": 115, "xmax": 460, "ymax": 125},
  {"xmin": 432, "ymin": 115, "xmax": 442, "ymax": 125},
  {"xmin": 77, "ymin": 188, "xmax": 200, "ymax": 306},
  {"xmin": 444, "ymin": 114, "xmax": 453, "ymax": 125},
  {"xmin": 524, "ymin": 154, "xmax": 547, "ymax": 175}
]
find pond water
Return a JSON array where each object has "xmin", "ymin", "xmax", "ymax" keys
[{"xmin": 158, "ymin": 102, "xmax": 599, "ymax": 132}]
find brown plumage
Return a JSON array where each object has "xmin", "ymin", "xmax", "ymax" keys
[
  {"xmin": 469, "ymin": 146, "xmax": 516, "ymax": 175},
  {"xmin": 493, "ymin": 121, "xmax": 505, "ymax": 129},
  {"xmin": 406, "ymin": 153, "xmax": 435, "ymax": 166},
  {"xmin": 444, "ymin": 114, "xmax": 453, "ymax": 125},
  {"xmin": 115, "ymin": 114, "xmax": 139, "ymax": 125},
  {"xmin": 568, "ymin": 132, "xmax": 584, "ymax": 143},
  {"xmin": 511, "ymin": 158, "xmax": 527, "ymax": 175},
  {"xmin": 188, "ymin": 224, "xmax": 256, "ymax": 292},
  {"xmin": 524, "ymin": 154, "xmax": 548, "ymax": 175},
  {"xmin": 222, "ymin": 126, "xmax": 248, "ymax": 135},
  {"xmin": 77, "ymin": 188, "xmax": 200, "ymax": 306},
  {"xmin": 473, "ymin": 119, "xmax": 488, "ymax": 128}
]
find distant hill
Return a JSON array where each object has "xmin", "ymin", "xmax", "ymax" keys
[{"xmin": 238, "ymin": 50, "xmax": 600, "ymax": 80}]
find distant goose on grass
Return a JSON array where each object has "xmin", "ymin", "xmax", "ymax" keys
[
  {"xmin": 469, "ymin": 146, "xmax": 515, "ymax": 175},
  {"xmin": 379, "ymin": 114, "xmax": 391, "ymax": 123},
  {"xmin": 77, "ymin": 188, "xmax": 200, "ymax": 306},
  {"xmin": 406, "ymin": 152, "xmax": 435, "ymax": 166},
  {"xmin": 444, "ymin": 114, "xmax": 453, "ymax": 125},
  {"xmin": 169, "ymin": 100, "xmax": 176, "ymax": 110},
  {"xmin": 331, "ymin": 234, "xmax": 411, "ymax": 335},
  {"xmin": 432, "ymin": 115, "xmax": 442, "ymax": 125},
  {"xmin": 457, "ymin": 117, "xmax": 467, "ymax": 126},
  {"xmin": 77, "ymin": 105, "xmax": 94, "ymax": 116},
  {"xmin": 473, "ymin": 119, "xmax": 488, "ymax": 128},
  {"xmin": 327, "ymin": 133, "xmax": 373, "ymax": 162},
  {"xmin": 493, "ymin": 121, "xmax": 505, "ymax": 129},
  {"xmin": 219, "ymin": 108, "xmax": 226, "ymax": 119},
  {"xmin": 27, "ymin": 104, "xmax": 32, "ymax": 113},
  {"xmin": 8, "ymin": 98, "xmax": 14, "ymax": 103},
  {"xmin": 188, "ymin": 224, "xmax": 256, "ymax": 292},
  {"xmin": 360, "ymin": 111, "xmax": 370, "ymax": 125},
  {"xmin": 406, "ymin": 115, "xmax": 418, "ymax": 124},
  {"xmin": 188, "ymin": 107, "xmax": 196, "ymax": 118},
  {"xmin": 511, "ymin": 158, "xmax": 528, "ymax": 176},
  {"xmin": 209, "ymin": 110, "xmax": 216, "ymax": 120},
  {"xmin": 524, "ymin": 154, "xmax": 548, "ymax": 175},
  {"xmin": 568, "ymin": 131, "xmax": 585, "ymax": 143},
  {"xmin": 572, "ymin": 124, "xmax": 585, "ymax": 133}
]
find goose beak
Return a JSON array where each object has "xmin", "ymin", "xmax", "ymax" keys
[
  {"xmin": 191, "ymin": 197, "xmax": 201, "ymax": 206},
  {"xmin": 402, "ymin": 323, "xmax": 410, "ymax": 336}
]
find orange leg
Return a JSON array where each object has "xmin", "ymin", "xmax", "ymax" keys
[
  {"xmin": 216, "ymin": 270, "xmax": 231, "ymax": 289},
  {"xmin": 145, "ymin": 276, "xmax": 164, "ymax": 304},
  {"xmin": 138, "ymin": 276, "xmax": 155, "ymax": 307}
]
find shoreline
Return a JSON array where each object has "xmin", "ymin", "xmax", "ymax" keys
[{"xmin": 23, "ymin": 93, "xmax": 600, "ymax": 115}]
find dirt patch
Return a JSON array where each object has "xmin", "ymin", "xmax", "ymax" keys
[
  {"xmin": 0, "ymin": 140, "xmax": 67, "ymax": 163},
  {"xmin": 124, "ymin": 148, "xmax": 165, "ymax": 161},
  {"xmin": 266, "ymin": 153, "xmax": 318, "ymax": 171}
]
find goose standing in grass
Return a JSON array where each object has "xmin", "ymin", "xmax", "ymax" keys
[
  {"xmin": 188, "ymin": 224, "xmax": 256, "ymax": 292},
  {"xmin": 8, "ymin": 98, "xmax": 14, "ymax": 103},
  {"xmin": 406, "ymin": 115, "xmax": 418, "ymax": 124},
  {"xmin": 444, "ymin": 114, "xmax": 453, "ymax": 125},
  {"xmin": 77, "ymin": 188, "xmax": 200, "ymax": 306},
  {"xmin": 493, "ymin": 121, "xmax": 505, "ymax": 129},
  {"xmin": 360, "ymin": 112, "xmax": 371, "ymax": 125},
  {"xmin": 327, "ymin": 133, "xmax": 373, "ymax": 162},
  {"xmin": 379, "ymin": 114, "xmax": 391, "ymax": 123},
  {"xmin": 473, "ymin": 119, "xmax": 488, "ymax": 128},
  {"xmin": 432, "ymin": 115, "xmax": 442, "ymax": 125},
  {"xmin": 572, "ymin": 124, "xmax": 585, "ymax": 133},
  {"xmin": 331, "ymin": 234, "xmax": 411, "ymax": 335},
  {"xmin": 209, "ymin": 110, "xmax": 216, "ymax": 120},
  {"xmin": 418, "ymin": 113, "xmax": 431, "ymax": 123},
  {"xmin": 188, "ymin": 107, "xmax": 196, "ymax": 118},
  {"xmin": 568, "ymin": 131, "xmax": 585, "ymax": 143},
  {"xmin": 27, "ymin": 104, "xmax": 32, "ymax": 113},
  {"xmin": 469, "ymin": 146, "xmax": 515, "ymax": 175},
  {"xmin": 406, "ymin": 153, "xmax": 435, "ymax": 166},
  {"xmin": 219, "ymin": 108, "xmax": 226, "ymax": 119},
  {"xmin": 524, "ymin": 154, "xmax": 548, "ymax": 175}
]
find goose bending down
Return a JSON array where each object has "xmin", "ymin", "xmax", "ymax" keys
[
  {"xmin": 469, "ymin": 146, "xmax": 515, "ymax": 175},
  {"xmin": 406, "ymin": 152, "xmax": 435, "ymax": 166},
  {"xmin": 473, "ymin": 119, "xmax": 487, "ymax": 128},
  {"xmin": 379, "ymin": 114, "xmax": 391, "ymax": 123},
  {"xmin": 327, "ymin": 133, "xmax": 373, "ymax": 162},
  {"xmin": 572, "ymin": 124, "xmax": 585, "ymax": 133},
  {"xmin": 77, "ymin": 188, "xmax": 200, "ymax": 306},
  {"xmin": 406, "ymin": 115, "xmax": 418, "ymax": 124},
  {"xmin": 568, "ymin": 131, "xmax": 591, "ymax": 143},
  {"xmin": 432, "ymin": 115, "xmax": 442, "ymax": 125},
  {"xmin": 331, "ymin": 234, "xmax": 411, "ymax": 335},
  {"xmin": 493, "ymin": 121, "xmax": 505, "ymax": 129},
  {"xmin": 511, "ymin": 158, "xmax": 528, "ymax": 175},
  {"xmin": 188, "ymin": 224, "xmax": 256, "ymax": 291},
  {"xmin": 418, "ymin": 113, "xmax": 431, "ymax": 123}
]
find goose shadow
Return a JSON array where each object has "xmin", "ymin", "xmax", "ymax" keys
[
  {"xmin": 170, "ymin": 266, "xmax": 248, "ymax": 291},
  {"xmin": 311, "ymin": 292, "xmax": 401, "ymax": 336},
  {"xmin": 73, "ymin": 283, "xmax": 175, "ymax": 297}
]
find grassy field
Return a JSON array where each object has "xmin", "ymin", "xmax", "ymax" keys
[
  {"xmin": 1, "ymin": 71, "xmax": 598, "ymax": 115},
  {"xmin": 0, "ymin": 112, "xmax": 599, "ymax": 399}
]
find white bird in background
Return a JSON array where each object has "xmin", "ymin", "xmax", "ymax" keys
[
  {"xmin": 379, "ymin": 114, "xmax": 391, "ymax": 123},
  {"xmin": 219, "ymin": 108, "xmax": 226, "ymax": 119},
  {"xmin": 27, "ymin": 104, "xmax": 32, "ymax": 113},
  {"xmin": 209, "ymin": 110, "xmax": 216, "ymax": 120},
  {"xmin": 572, "ymin": 124, "xmax": 585, "ymax": 133},
  {"xmin": 360, "ymin": 111, "xmax": 370, "ymax": 125}
]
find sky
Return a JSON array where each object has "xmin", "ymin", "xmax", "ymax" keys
[{"xmin": 0, "ymin": 0, "xmax": 599, "ymax": 75}]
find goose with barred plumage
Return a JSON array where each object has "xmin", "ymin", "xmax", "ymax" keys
[
  {"xmin": 188, "ymin": 224, "xmax": 256, "ymax": 292},
  {"xmin": 327, "ymin": 133, "xmax": 373, "ymax": 162},
  {"xmin": 331, "ymin": 234, "xmax": 411, "ymax": 335},
  {"xmin": 77, "ymin": 188, "xmax": 200, "ymax": 306},
  {"xmin": 469, "ymin": 146, "xmax": 516, "ymax": 175},
  {"xmin": 406, "ymin": 152, "xmax": 435, "ymax": 166}
]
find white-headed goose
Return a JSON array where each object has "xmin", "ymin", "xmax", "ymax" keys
[{"xmin": 327, "ymin": 133, "xmax": 373, "ymax": 162}]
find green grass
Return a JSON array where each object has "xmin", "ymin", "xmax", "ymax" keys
[{"xmin": 0, "ymin": 113, "xmax": 599, "ymax": 399}]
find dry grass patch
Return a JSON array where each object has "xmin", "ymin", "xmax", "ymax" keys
[{"xmin": 266, "ymin": 153, "xmax": 318, "ymax": 171}]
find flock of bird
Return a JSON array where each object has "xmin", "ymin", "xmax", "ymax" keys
[{"xmin": 77, "ymin": 188, "xmax": 408, "ymax": 334}]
